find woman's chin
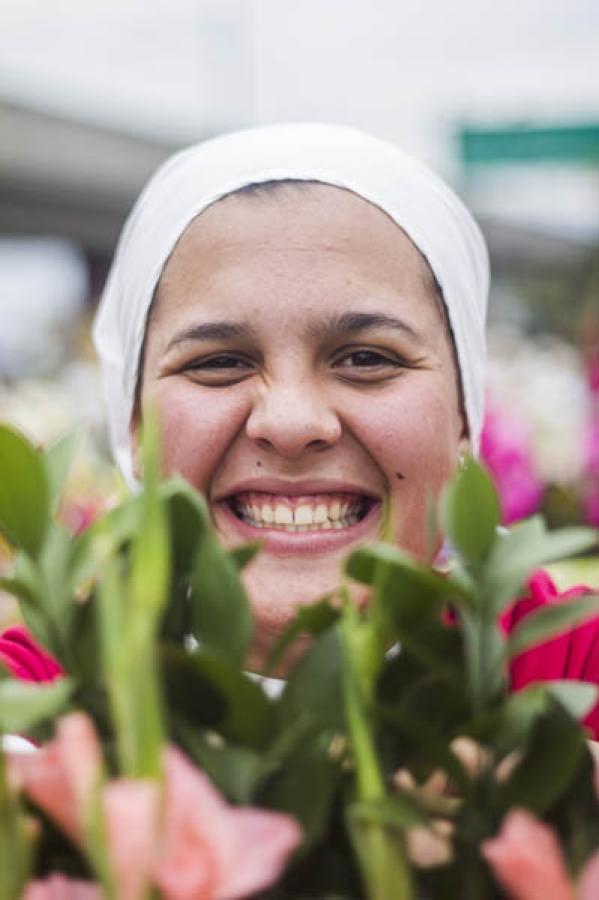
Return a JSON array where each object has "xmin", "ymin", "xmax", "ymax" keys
[{"xmin": 241, "ymin": 563, "xmax": 371, "ymax": 674}]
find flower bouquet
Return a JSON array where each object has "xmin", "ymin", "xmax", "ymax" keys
[{"xmin": 0, "ymin": 419, "xmax": 598, "ymax": 900}]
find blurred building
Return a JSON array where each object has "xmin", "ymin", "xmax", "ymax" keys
[{"xmin": 0, "ymin": 0, "xmax": 597, "ymax": 361}]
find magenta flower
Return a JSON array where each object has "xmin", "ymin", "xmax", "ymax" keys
[
  {"xmin": 582, "ymin": 414, "xmax": 599, "ymax": 527},
  {"xmin": 480, "ymin": 402, "xmax": 544, "ymax": 524}
]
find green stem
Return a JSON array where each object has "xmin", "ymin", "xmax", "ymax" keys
[
  {"xmin": 0, "ymin": 748, "xmax": 33, "ymax": 900},
  {"xmin": 341, "ymin": 610, "xmax": 413, "ymax": 900}
]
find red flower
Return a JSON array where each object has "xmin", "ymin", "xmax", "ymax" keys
[
  {"xmin": 0, "ymin": 626, "xmax": 64, "ymax": 682},
  {"xmin": 502, "ymin": 571, "xmax": 599, "ymax": 739}
]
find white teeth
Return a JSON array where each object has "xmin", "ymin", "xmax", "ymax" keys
[
  {"xmin": 313, "ymin": 503, "xmax": 328, "ymax": 524},
  {"xmin": 274, "ymin": 504, "xmax": 293, "ymax": 525},
  {"xmin": 294, "ymin": 505, "xmax": 312, "ymax": 526},
  {"xmin": 235, "ymin": 494, "xmax": 368, "ymax": 531},
  {"xmin": 329, "ymin": 500, "xmax": 341, "ymax": 521}
]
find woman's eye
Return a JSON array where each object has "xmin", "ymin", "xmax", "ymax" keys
[
  {"xmin": 332, "ymin": 348, "xmax": 415, "ymax": 382},
  {"xmin": 335, "ymin": 350, "xmax": 401, "ymax": 370},
  {"xmin": 190, "ymin": 355, "xmax": 249, "ymax": 370},
  {"xmin": 181, "ymin": 354, "xmax": 254, "ymax": 383}
]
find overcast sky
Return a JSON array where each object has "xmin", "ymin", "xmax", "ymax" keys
[{"xmin": 0, "ymin": 0, "xmax": 597, "ymax": 168}]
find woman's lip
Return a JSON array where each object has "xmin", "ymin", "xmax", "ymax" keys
[
  {"xmin": 214, "ymin": 497, "xmax": 381, "ymax": 556},
  {"xmin": 213, "ymin": 477, "xmax": 380, "ymax": 501}
]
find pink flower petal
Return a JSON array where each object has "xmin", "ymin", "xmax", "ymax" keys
[
  {"xmin": 103, "ymin": 780, "xmax": 160, "ymax": 900},
  {"xmin": 480, "ymin": 403, "xmax": 544, "ymax": 524},
  {"xmin": 482, "ymin": 809, "xmax": 575, "ymax": 900},
  {"xmin": 8, "ymin": 713, "xmax": 101, "ymax": 845},
  {"xmin": 23, "ymin": 875, "xmax": 100, "ymax": 900},
  {"xmin": 578, "ymin": 850, "xmax": 599, "ymax": 900},
  {"xmin": 154, "ymin": 746, "xmax": 302, "ymax": 900}
]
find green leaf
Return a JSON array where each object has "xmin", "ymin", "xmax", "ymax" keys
[
  {"xmin": 468, "ymin": 685, "xmax": 549, "ymax": 752},
  {"xmin": 0, "ymin": 678, "xmax": 72, "ymax": 733},
  {"xmin": 44, "ymin": 429, "xmax": 83, "ymax": 513},
  {"xmin": 440, "ymin": 458, "xmax": 500, "ymax": 568},
  {"xmin": 0, "ymin": 424, "xmax": 49, "ymax": 556},
  {"xmin": 2, "ymin": 553, "xmax": 59, "ymax": 656},
  {"xmin": 229, "ymin": 542, "xmax": 262, "ymax": 570},
  {"xmin": 263, "ymin": 598, "xmax": 340, "ymax": 676},
  {"xmin": 346, "ymin": 543, "xmax": 473, "ymax": 627},
  {"xmin": 38, "ymin": 522, "xmax": 79, "ymax": 642},
  {"xmin": 0, "ymin": 576, "xmax": 37, "ymax": 607},
  {"xmin": 495, "ymin": 703, "xmax": 586, "ymax": 814},
  {"xmin": 173, "ymin": 716, "xmax": 263, "ymax": 803},
  {"xmin": 468, "ymin": 681, "xmax": 597, "ymax": 756},
  {"xmin": 349, "ymin": 794, "xmax": 428, "ymax": 831},
  {"xmin": 161, "ymin": 646, "xmax": 225, "ymax": 729},
  {"xmin": 0, "ymin": 752, "xmax": 35, "ymax": 900},
  {"xmin": 506, "ymin": 594, "xmax": 599, "ymax": 658},
  {"xmin": 279, "ymin": 628, "xmax": 345, "ymax": 732},
  {"xmin": 190, "ymin": 532, "xmax": 252, "ymax": 668},
  {"xmin": 166, "ymin": 648, "xmax": 274, "ymax": 749},
  {"xmin": 162, "ymin": 478, "xmax": 211, "ymax": 579},
  {"xmin": 486, "ymin": 519, "xmax": 596, "ymax": 615},
  {"xmin": 129, "ymin": 415, "xmax": 170, "ymax": 619},
  {"xmin": 263, "ymin": 733, "xmax": 340, "ymax": 850},
  {"xmin": 546, "ymin": 680, "xmax": 599, "ymax": 720}
]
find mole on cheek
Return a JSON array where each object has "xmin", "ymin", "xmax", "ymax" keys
[
  {"xmin": 256, "ymin": 460, "xmax": 262, "ymax": 467},
  {"xmin": 395, "ymin": 471, "xmax": 405, "ymax": 480}
]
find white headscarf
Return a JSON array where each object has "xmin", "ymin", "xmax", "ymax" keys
[{"xmin": 93, "ymin": 122, "xmax": 489, "ymax": 486}]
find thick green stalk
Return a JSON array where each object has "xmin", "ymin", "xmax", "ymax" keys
[
  {"xmin": 341, "ymin": 607, "xmax": 413, "ymax": 900},
  {"xmin": 0, "ymin": 749, "xmax": 33, "ymax": 900}
]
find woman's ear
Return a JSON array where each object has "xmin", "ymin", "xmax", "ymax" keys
[
  {"xmin": 129, "ymin": 412, "xmax": 142, "ymax": 481},
  {"xmin": 458, "ymin": 434, "xmax": 471, "ymax": 461},
  {"xmin": 457, "ymin": 410, "xmax": 471, "ymax": 462}
]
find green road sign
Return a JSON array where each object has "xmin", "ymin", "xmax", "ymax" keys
[{"xmin": 459, "ymin": 123, "xmax": 599, "ymax": 166}]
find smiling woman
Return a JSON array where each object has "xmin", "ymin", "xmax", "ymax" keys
[{"xmin": 92, "ymin": 123, "xmax": 489, "ymax": 667}]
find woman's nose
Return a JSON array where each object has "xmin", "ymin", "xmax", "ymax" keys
[{"xmin": 245, "ymin": 380, "xmax": 342, "ymax": 458}]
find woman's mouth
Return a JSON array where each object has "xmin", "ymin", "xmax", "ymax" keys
[
  {"xmin": 227, "ymin": 491, "xmax": 375, "ymax": 531},
  {"xmin": 215, "ymin": 487, "xmax": 381, "ymax": 555}
]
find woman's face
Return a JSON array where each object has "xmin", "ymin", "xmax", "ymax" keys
[{"xmin": 136, "ymin": 185, "xmax": 467, "ymax": 664}]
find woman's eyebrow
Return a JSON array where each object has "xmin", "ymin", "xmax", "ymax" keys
[
  {"xmin": 166, "ymin": 320, "xmax": 252, "ymax": 351},
  {"xmin": 311, "ymin": 311, "xmax": 421, "ymax": 340}
]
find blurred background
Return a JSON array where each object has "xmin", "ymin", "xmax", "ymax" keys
[{"xmin": 1, "ymin": 0, "xmax": 598, "ymax": 613}]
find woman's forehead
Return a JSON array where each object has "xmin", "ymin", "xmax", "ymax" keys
[{"xmin": 156, "ymin": 182, "xmax": 437, "ymax": 315}]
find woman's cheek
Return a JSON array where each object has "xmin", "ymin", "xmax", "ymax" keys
[
  {"xmin": 347, "ymin": 382, "xmax": 459, "ymax": 483},
  {"xmin": 152, "ymin": 382, "xmax": 249, "ymax": 491}
]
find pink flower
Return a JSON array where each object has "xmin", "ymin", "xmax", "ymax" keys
[
  {"xmin": 9, "ymin": 712, "xmax": 101, "ymax": 844},
  {"xmin": 23, "ymin": 876, "xmax": 100, "ymax": 900},
  {"xmin": 102, "ymin": 780, "xmax": 160, "ymax": 900},
  {"xmin": 578, "ymin": 850, "xmax": 599, "ymax": 899},
  {"xmin": 11, "ymin": 713, "xmax": 302, "ymax": 900},
  {"xmin": 482, "ymin": 809, "xmax": 599, "ymax": 900},
  {"xmin": 582, "ymin": 417, "xmax": 599, "ymax": 527},
  {"xmin": 482, "ymin": 809, "xmax": 575, "ymax": 899},
  {"xmin": 480, "ymin": 402, "xmax": 544, "ymax": 524},
  {"xmin": 153, "ymin": 746, "xmax": 301, "ymax": 900}
]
